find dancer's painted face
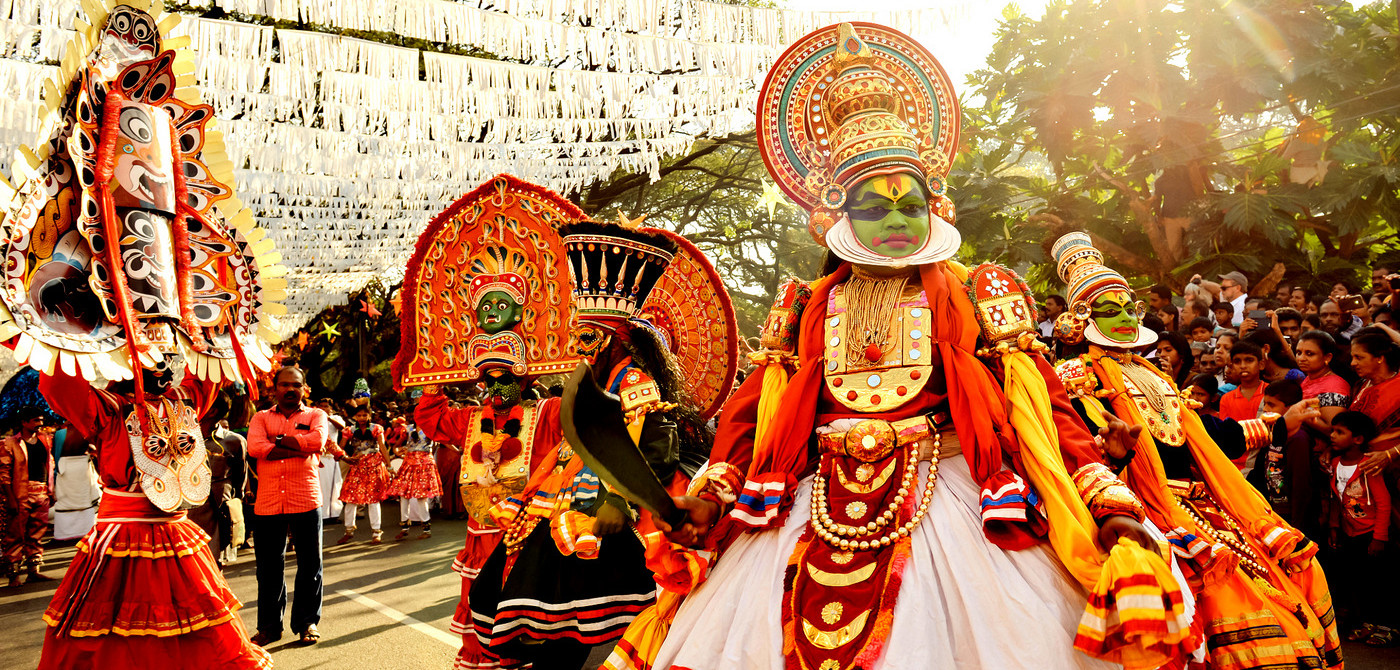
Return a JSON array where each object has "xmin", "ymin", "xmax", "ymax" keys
[
  {"xmin": 1090, "ymin": 290, "xmax": 1141, "ymax": 344},
  {"xmin": 475, "ymin": 290, "xmax": 522, "ymax": 335},
  {"xmin": 846, "ymin": 175, "xmax": 930, "ymax": 259}
]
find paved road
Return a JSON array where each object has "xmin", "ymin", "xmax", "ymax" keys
[{"xmin": 2, "ymin": 503, "xmax": 1398, "ymax": 669}]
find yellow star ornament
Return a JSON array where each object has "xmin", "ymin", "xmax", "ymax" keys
[
  {"xmin": 320, "ymin": 323, "xmax": 341, "ymax": 340},
  {"xmin": 757, "ymin": 180, "xmax": 785, "ymax": 219}
]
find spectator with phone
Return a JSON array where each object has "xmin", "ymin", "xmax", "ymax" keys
[{"xmin": 1275, "ymin": 308, "xmax": 1305, "ymax": 342}]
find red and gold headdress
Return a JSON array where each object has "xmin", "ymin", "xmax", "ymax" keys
[
  {"xmin": 758, "ymin": 22, "xmax": 960, "ymax": 267},
  {"xmin": 559, "ymin": 217, "xmax": 739, "ymax": 421},
  {"xmin": 0, "ymin": 0, "xmax": 283, "ymax": 385},
  {"xmin": 394, "ymin": 175, "xmax": 582, "ymax": 387}
]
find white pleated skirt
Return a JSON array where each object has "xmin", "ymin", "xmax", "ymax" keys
[{"xmin": 653, "ymin": 452, "xmax": 1118, "ymax": 670}]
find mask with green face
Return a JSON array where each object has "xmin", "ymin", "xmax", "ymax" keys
[
  {"xmin": 1089, "ymin": 290, "xmax": 1143, "ymax": 344},
  {"xmin": 475, "ymin": 290, "xmax": 523, "ymax": 335},
  {"xmin": 845, "ymin": 174, "xmax": 931, "ymax": 260}
]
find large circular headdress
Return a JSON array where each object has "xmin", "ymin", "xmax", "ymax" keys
[
  {"xmin": 758, "ymin": 22, "xmax": 961, "ymax": 264},
  {"xmin": 638, "ymin": 229, "xmax": 739, "ymax": 421}
]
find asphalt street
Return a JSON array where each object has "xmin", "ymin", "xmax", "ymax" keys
[{"xmin": 2, "ymin": 502, "xmax": 1399, "ymax": 669}]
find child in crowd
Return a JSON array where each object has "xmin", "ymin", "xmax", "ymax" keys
[
  {"xmin": 1325, "ymin": 411, "xmax": 1395, "ymax": 646},
  {"xmin": 1195, "ymin": 347, "xmax": 1220, "ymax": 378},
  {"xmin": 1219, "ymin": 342, "xmax": 1267, "ymax": 449},
  {"xmin": 1188, "ymin": 317, "xmax": 1215, "ymax": 345},
  {"xmin": 1248, "ymin": 380, "xmax": 1317, "ymax": 530},
  {"xmin": 1188, "ymin": 373, "xmax": 1220, "ymax": 417},
  {"xmin": 1211, "ymin": 301, "xmax": 1235, "ymax": 332},
  {"xmin": 336, "ymin": 404, "xmax": 391, "ymax": 545},
  {"xmin": 388, "ymin": 423, "xmax": 440, "ymax": 540}
]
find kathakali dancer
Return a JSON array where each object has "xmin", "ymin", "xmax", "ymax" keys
[
  {"xmin": 394, "ymin": 174, "xmax": 585, "ymax": 669},
  {"xmin": 628, "ymin": 22, "xmax": 1199, "ymax": 670},
  {"xmin": 0, "ymin": 1, "xmax": 283, "ymax": 667},
  {"xmin": 1051, "ymin": 232, "xmax": 1342, "ymax": 670},
  {"xmin": 467, "ymin": 216, "xmax": 738, "ymax": 669}
]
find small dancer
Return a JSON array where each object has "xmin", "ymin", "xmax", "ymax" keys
[
  {"xmin": 390, "ymin": 424, "xmax": 441, "ymax": 540},
  {"xmin": 336, "ymin": 404, "xmax": 391, "ymax": 545}
]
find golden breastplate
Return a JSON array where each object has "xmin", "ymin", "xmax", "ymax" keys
[
  {"xmin": 1118, "ymin": 360, "xmax": 1186, "ymax": 446},
  {"xmin": 823, "ymin": 283, "xmax": 932, "ymax": 413},
  {"xmin": 459, "ymin": 404, "xmax": 539, "ymax": 526}
]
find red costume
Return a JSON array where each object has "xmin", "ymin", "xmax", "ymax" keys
[
  {"xmin": 1, "ymin": 430, "xmax": 53, "ymax": 579},
  {"xmin": 36, "ymin": 368, "xmax": 270, "ymax": 669},
  {"xmin": 416, "ymin": 391, "xmax": 562, "ymax": 668}
]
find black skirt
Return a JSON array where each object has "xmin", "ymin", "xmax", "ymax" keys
[{"xmin": 469, "ymin": 521, "xmax": 656, "ymax": 660}]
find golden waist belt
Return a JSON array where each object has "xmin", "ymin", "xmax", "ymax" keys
[{"xmin": 817, "ymin": 412, "xmax": 951, "ymax": 463}]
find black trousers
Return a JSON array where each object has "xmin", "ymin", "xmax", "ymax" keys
[{"xmin": 254, "ymin": 509, "xmax": 323, "ymax": 635}]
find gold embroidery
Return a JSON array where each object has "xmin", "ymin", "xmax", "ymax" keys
[
  {"xmin": 806, "ymin": 561, "xmax": 877, "ymax": 587},
  {"xmin": 835, "ymin": 458, "xmax": 897, "ymax": 494},
  {"xmin": 830, "ymin": 551, "xmax": 854, "ymax": 565},
  {"xmin": 802, "ymin": 610, "xmax": 870, "ymax": 649},
  {"xmin": 821, "ymin": 602, "xmax": 844, "ymax": 625},
  {"xmin": 854, "ymin": 463, "xmax": 875, "ymax": 482},
  {"xmin": 819, "ymin": 661, "xmax": 841, "ymax": 670},
  {"xmin": 845, "ymin": 501, "xmax": 868, "ymax": 520}
]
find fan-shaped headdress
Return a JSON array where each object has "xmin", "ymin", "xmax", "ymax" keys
[
  {"xmin": 559, "ymin": 218, "xmax": 739, "ymax": 421},
  {"xmin": 758, "ymin": 22, "xmax": 960, "ymax": 267},
  {"xmin": 394, "ymin": 175, "xmax": 582, "ymax": 387}
]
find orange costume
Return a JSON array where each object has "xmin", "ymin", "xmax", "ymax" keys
[
  {"xmin": 1051, "ymin": 232, "xmax": 1341, "ymax": 670},
  {"xmin": 615, "ymin": 23, "xmax": 1193, "ymax": 670}
]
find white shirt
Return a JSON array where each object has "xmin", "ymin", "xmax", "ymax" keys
[
  {"xmin": 1335, "ymin": 462, "xmax": 1357, "ymax": 498},
  {"xmin": 1229, "ymin": 293, "xmax": 1248, "ymax": 327}
]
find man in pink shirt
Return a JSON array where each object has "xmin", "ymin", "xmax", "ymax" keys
[{"xmin": 247, "ymin": 367, "xmax": 329, "ymax": 646}]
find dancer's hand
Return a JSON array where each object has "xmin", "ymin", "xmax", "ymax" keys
[
  {"xmin": 657, "ymin": 496, "xmax": 721, "ymax": 547},
  {"xmin": 1098, "ymin": 515, "xmax": 1156, "ymax": 552},
  {"xmin": 593, "ymin": 501, "xmax": 630, "ymax": 536},
  {"xmin": 1097, "ymin": 410, "xmax": 1143, "ymax": 461}
]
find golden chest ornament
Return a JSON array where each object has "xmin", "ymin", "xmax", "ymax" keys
[
  {"xmin": 822, "ymin": 283, "xmax": 932, "ymax": 412},
  {"xmin": 1115, "ymin": 359, "xmax": 1187, "ymax": 447},
  {"xmin": 459, "ymin": 403, "xmax": 540, "ymax": 527}
]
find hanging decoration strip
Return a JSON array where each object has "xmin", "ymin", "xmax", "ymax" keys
[{"xmin": 0, "ymin": 0, "xmax": 959, "ymax": 333}]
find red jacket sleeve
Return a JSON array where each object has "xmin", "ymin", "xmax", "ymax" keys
[
  {"xmin": 247, "ymin": 412, "xmax": 275, "ymax": 459},
  {"xmin": 37, "ymin": 366, "xmax": 109, "ymax": 442},
  {"xmin": 292, "ymin": 410, "xmax": 328, "ymax": 453},
  {"xmin": 415, "ymin": 391, "xmax": 477, "ymax": 446}
]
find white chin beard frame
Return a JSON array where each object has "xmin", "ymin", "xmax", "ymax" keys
[
  {"xmin": 1084, "ymin": 320, "xmax": 1159, "ymax": 349},
  {"xmin": 824, "ymin": 211, "xmax": 961, "ymax": 268}
]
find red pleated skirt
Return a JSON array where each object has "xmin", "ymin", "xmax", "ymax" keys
[
  {"xmin": 390, "ymin": 450, "xmax": 443, "ymax": 499},
  {"xmin": 38, "ymin": 492, "xmax": 271, "ymax": 670},
  {"xmin": 341, "ymin": 452, "xmax": 392, "ymax": 505}
]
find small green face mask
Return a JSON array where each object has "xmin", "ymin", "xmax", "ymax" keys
[
  {"xmin": 1090, "ymin": 290, "xmax": 1141, "ymax": 344},
  {"xmin": 846, "ymin": 175, "xmax": 931, "ymax": 260},
  {"xmin": 475, "ymin": 290, "xmax": 523, "ymax": 335}
]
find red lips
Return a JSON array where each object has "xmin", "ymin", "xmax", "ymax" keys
[{"xmin": 874, "ymin": 233, "xmax": 920, "ymax": 249}]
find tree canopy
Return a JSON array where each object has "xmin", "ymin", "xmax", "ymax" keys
[{"xmin": 953, "ymin": 0, "xmax": 1400, "ymax": 293}]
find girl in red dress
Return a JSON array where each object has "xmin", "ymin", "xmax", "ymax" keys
[
  {"xmin": 336, "ymin": 404, "xmax": 391, "ymax": 545},
  {"xmin": 389, "ymin": 426, "xmax": 442, "ymax": 539}
]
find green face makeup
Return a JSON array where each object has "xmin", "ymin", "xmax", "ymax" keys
[
  {"xmin": 846, "ymin": 175, "xmax": 931, "ymax": 259},
  {"xmin": 1090, "ymin": 290, "xmax": 1140, "ymax": 344},
  {"xmin": 475, "ymin": 290, "xmax": 523, "ymax": 335}
]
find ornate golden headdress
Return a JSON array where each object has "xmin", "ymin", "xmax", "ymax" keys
[{"xmin": 757, "ymin": 23, "xmax": 961, "ymax": 267}]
